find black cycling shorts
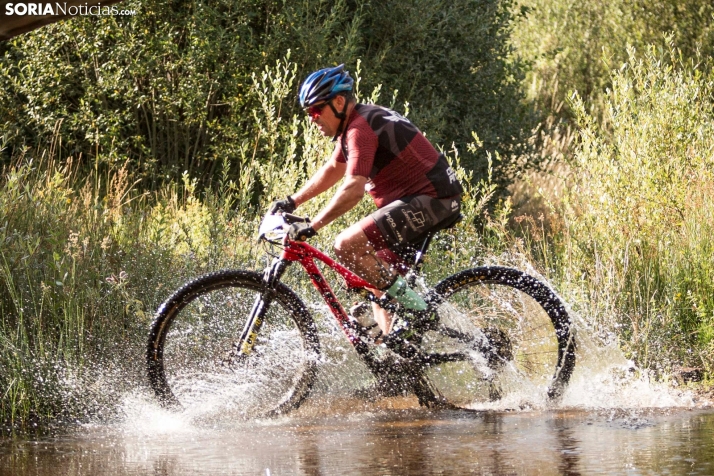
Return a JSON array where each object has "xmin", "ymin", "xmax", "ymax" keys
[{"xmin": 359, "ymin": 194, "xmax": 461, "ymax": 252}]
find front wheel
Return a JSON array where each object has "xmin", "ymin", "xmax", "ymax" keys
[
  {"xmin": 147, "ymin": 270, "xmax": 320, "ymax": 417},
  {"xmin": 417, "ymin": 266, "xmax": 576, "ymax": 408}
]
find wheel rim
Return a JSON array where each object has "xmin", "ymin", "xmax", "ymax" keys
[{"xmin": 422, "ymin": 269, "xmax": 573, "ymax": 407}]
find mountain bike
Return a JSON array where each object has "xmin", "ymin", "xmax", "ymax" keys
[{"xmin": 146, "ymin": 212, "xmax": 576, "ymax": 416}]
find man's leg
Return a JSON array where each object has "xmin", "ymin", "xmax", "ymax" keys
[
  {"xmin": 334, "ymin": 223, "xmax": 396, "ymax": 334},
  {"xmin": 335, "ymin": 195, "xmax": 460, "ymax": 338},
  {"xmin": 334, "ymin": 222, "xmax": 394, "ymax": 289}
]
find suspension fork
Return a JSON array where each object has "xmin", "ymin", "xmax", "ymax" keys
[{"xmin": 235, "ymin": 257, "xmax": 291, "ymax": 357}]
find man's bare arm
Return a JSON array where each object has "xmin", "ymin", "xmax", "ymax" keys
[
  {"xmin": 291, "ymin": 158, "xmax": 346, "ymax": 207},
  {"xmin": 310, "ymin": 175, "xmax": 368, "ymax": 231}
]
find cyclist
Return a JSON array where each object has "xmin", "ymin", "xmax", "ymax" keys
[{"xmin": 268, "ymin": 64, "xmax": 463, "ymax": 350}]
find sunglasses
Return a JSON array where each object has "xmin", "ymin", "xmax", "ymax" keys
[{"xmin": 305, "ymin": 102, "xmax": 329, "ymax": 119}]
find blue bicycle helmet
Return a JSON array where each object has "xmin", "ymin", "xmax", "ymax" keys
[{"xmin": 299, "ymin": 64, "xmax": 354, "ymax": 108}]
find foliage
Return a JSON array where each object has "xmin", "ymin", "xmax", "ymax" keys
[
  {"xmin": 512, "ymin": 0, "xmax": 714, "ymax": 121},
  {"xmin": 507, "ymin": 1, "xmax": 714, "ymax": 374},
  {"xmin": 554, "ymin": 44, "xmax": 714, "ymax": 372},
  {"xmin": 0, "ymin": 0, "xmax": 531, "ymax": 193}
]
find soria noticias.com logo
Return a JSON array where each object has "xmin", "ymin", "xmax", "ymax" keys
[{"xmin": 4, "ymin": 2, "xmax": 137, "ymax": 16}]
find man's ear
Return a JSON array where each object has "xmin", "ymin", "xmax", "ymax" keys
[{"xmin": 333, "ymin": 95, "xmax": 346, "ymax": 109}]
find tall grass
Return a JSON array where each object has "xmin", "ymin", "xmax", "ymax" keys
[
  {"xmin": 532, "ymin": 43, "xmax": 714, "ymax": 374},
  {"xmin": 0, "ymin": 155, "xmax": 243, "ymax": 431},
  {"xmin": 511, "ymin": 0, "xmax": 714, "ymax": 120}
]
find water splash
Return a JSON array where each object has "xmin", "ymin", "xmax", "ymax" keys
[
  {"xmin": 560, "ymin": 340, "xmax": 699, "ymax": 409},
  {"xmin": 469, "ymin": 253, "xmax": 702, "ymax": 411},
  {"xmin": 108, "ymin": 256, "xmax": 705, "ymax": 432}
]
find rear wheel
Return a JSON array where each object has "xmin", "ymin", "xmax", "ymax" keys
[
  {"xmin": 418, "ymin": 266, "xmax": 576, "ymax": 408},
  {"xmin": 147, "ymin": 270, "xmax": 320, "ymax": 417}
]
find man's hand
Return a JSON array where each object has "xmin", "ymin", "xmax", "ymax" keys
[
  {"xmin": 287, "ymin": 222, "xmax": 317, "ymax": 241},
  {"xmin": 268, "ymin": 196, "xmax": 296, "ymax": 215}
]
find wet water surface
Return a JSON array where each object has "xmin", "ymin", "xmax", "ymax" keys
[{"xmin": 2, "ymin": 403, "xmax": 714, "ymax": 475}]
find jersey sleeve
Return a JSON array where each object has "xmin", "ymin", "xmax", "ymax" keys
[
  {"xmin": 343, "ymin": 119, "xmax": 378, "ymax": 178},
  {"xmin": 331, "ymin": 142, "xmax": 346, "ymax": 163}
]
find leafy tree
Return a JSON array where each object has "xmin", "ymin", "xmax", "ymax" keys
[{"xmin": 0, "ymin": 0, "xmax": 531, "ymax": 194}]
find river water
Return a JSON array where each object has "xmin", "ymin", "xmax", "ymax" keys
[
  {"xmin": 2, "ymin": 342, "xmax": 713, "ymax": 474},
  {"xmin": 2, "ymin": 305, "xmax": 713, "ymax": 474},
  {"xmin": 2, "ymin": 397, "xmax": 714, "ymax": 475}
]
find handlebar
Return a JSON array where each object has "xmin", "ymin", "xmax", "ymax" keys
[
  {"xmin": 282, "ymin": 213, "xmax": 310, "ymax": 224},
  {"xmin": 258, "ymin": 213, "xmax": 311, "ymax": 243}
]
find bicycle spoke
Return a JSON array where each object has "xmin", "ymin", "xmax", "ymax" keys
[
  {"xmin": 422, "ymin": 266, "xmax": 575, "ymax": 407},
  {"xmin": 516, "ymin": 322, "xmax": 554, "ymax": 335},
  {"xmin": 517, "ymin": 350, "xmax": 559, "ymax": 357}
]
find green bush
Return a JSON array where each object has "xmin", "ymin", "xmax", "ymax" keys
[{"xmin": 0, "ymin": 0, "xmax": 532, "ymax": 193}]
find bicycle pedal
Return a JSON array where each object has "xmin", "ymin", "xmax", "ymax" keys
[
  {"xmin": 349, "ymin": 302, "xmax": 384, "ymax": 341},
  {"xmin": 349, "ymin": 301, "xmax": 370, "ymax": 319}
]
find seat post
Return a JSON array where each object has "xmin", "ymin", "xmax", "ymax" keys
[
  {"xmin": 405, "ymin": 212, "xmax": 462, "ymax": 286},
  {"xmin": 407, "ymin": 233, "xmax": 434, "ymax": 286}
]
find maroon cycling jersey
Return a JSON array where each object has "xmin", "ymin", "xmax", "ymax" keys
[{"xmin": 331, "ymin": 104, "xmax": 463, "ymax": 208}]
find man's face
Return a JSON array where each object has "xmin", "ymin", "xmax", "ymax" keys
[{"xmin": 307, "ymin": 95, "xmax": 346, "ymax": 137}]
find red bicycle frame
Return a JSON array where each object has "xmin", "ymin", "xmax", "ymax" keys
[
  {"xmin": 279, "ymin": 239, "xmax": 375, "ymax": 344},
  {"xmin": 236, "ymin": 230, "xmax": 383, "ymax": 358},
  {"xmin": 239, "ymin": 209, "xmax": 439, "ymax": 360}
]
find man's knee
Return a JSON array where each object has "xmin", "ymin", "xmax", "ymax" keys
[
  {"xmin": 333, "ymin": 234, "xmax": 346, "ymax": 259},
  {"xmin": 333, "ymin": 231, "xmax": 352, "ymax": 257},
  {"xmin": 334, "ymin": 227, "xmax": 366, "ymax": 261}
]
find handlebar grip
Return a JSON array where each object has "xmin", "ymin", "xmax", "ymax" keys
[{"xmin": 283, "ymin": 213, "xmax": 310, "ymax": 224}]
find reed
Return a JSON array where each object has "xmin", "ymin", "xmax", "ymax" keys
[{"xmin": 510, "ymin": 42, "xmax": 714, "ymax": 376}]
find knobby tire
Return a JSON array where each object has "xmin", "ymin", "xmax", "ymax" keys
[
  {"xmin": 418, "ymin": 266, "xmax": 576, "ymax": 406},
  {"xmin": 147, "ymin": 270, "xmax": 320, "ymax": 417}
]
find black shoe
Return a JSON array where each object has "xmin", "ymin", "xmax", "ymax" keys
[{"xmin": 349, "ymin": 302, "xmax": 385, "ymax": 342}]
